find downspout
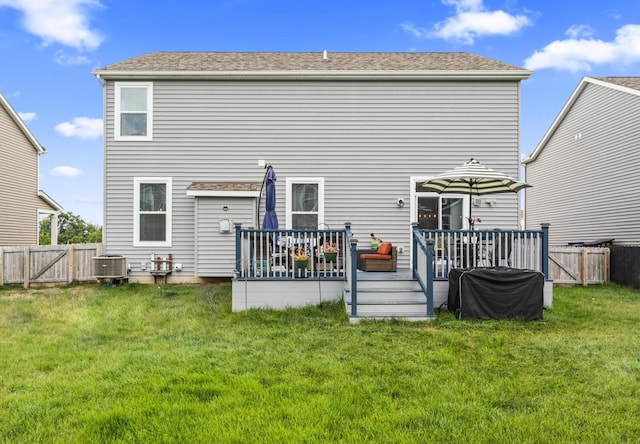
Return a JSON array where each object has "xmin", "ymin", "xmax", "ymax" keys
[{"xmin": 94, "ymin": 73, "xmax": 105, "ymax": 87}]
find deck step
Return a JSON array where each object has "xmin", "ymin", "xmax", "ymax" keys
[
  {"xmin": 344, "ymin": 270, "xmax": 435, "ymax": 322},
  {"xmin": 348, "ymin": 314, "xmax": 436, "ymax": 323},
  {"xmin": 345, "ymin": 291, "xmax": 427, "ymax": 305},
  {"xmin": 344, "ymin": 289, "xmax": 433, "ymax": 322}
]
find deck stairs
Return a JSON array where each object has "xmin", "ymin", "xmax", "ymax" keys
[{"xmin": 344, "ymin": 269, "xmax": 435, "ymax": 323}]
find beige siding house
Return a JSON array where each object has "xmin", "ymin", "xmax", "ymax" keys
[
  {"xmin": 523, "ymin": 77, "xmax": 640, "ymax": 245},
  {"xmin": 93, "ymin": 51, "xmax": 532, "ymax": 282},
  {"xmin": 0, "ymin": 93, "xmax": 62, "ymax": 246}
]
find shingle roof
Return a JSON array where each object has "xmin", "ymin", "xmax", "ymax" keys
[
  {"xmin": 94, "ymin": 51, "xmax": 527, "ymax": 74},
  {"xmin": 597, "ymin": 77, "xmax": 640, "ymax": 91},
  {"xmin": 187, "ymin": 182, "xmax": 262, "ymax": 192}
]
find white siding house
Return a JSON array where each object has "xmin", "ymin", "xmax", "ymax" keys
[
  {"xmin": 523, "ymin": 77, "xmax": 640, "ymax": 246},
  {"xmin": 93, "ymin": 51, "xmax": 532, "ymax": 282}
]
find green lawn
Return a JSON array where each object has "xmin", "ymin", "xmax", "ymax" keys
[{"xmin": 1, "ymin": 282, "xmax": 639, "ymax": 443}]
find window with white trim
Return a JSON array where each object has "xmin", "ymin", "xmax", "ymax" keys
[
  {"xmin": 134, "ymin": 177, "xmax": 172, "ymax": 246},
  {"xmin": 115, "ymin": 82, "xmax": 153, "ymax": 140},
  {"xmin": 286, "ymin": 177, "xmax": 324, "ymax": 229},
  {"xmin": 416, "ymin": 195, "xmax": 466, "ymax": 230}
]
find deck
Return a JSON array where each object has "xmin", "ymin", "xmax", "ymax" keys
[{"xmin": 232, "ymin": 226, "xmax": 553, "ymax": 321}]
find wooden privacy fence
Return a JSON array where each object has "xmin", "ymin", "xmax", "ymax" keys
[
  {"xmin": 548, "ymin": 246, "xmax": 610, "ymax": 286},
  {"xmin": 0, "ymin": 244, "xmax": 103, "ymax": 288},
  {"xmin": 0, "ymin": 243, "xmax": 613, "ymax": 288}
]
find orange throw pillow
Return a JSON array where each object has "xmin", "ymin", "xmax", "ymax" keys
[{"xmin": 377, "ymin": 242, "xmax": 392, "ymax": 255}]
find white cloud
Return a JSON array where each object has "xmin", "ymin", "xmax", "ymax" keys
[
  {"xmin": 55, "ymin": 117, "xmax": 103, "ymax": 139},
  {"xmin": 50, "ymin": 166, "xmax": 83, "ymax": 177},
  {"xmin": 524, "ymin": 24, "xmax": 640, "ymax": 72},
  {"xmin": 55, "ymin": 52, "xmax": 92, "ymax": 66},
  {"xmin": 400, "ymin": 23, "xmax": 428, "ymax": 39},
  {"xmin": 566, "ymin": 25, "xmax": 595, "ymax": 39},
  {"xmin": 0, "ymin": 0, "xmax": 104, "ymax": 50},
  {"xmin": 18, "ymin": 111, "xmax": 36, "ymax": 122},
  {"xmin": 403, "ymin": 0, "xmax": 530, "ymax": 44}
]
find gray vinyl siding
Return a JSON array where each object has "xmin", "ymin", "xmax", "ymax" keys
[
  {"xmin": 0, "ymin": 104, "xmax": 51, "ymax": 246},
  {"xmin": 194, "ymin": 197, "xmax": 255, "ymax": 276},
  {"xmin": 525, "ymin": 82, "xmax": 640, "ymax": 245},
  {"xmin": 103, "ymin": 79, "xmax": 524, "ymax": 276}
]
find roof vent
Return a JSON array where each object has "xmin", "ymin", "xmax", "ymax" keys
[{"xmin": 322, "ymin": 50, "xmax": 328, "ymax": 61}]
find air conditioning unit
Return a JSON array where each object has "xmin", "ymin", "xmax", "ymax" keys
[{"xmin": 93, "ymin": 255, "xmax": 128, "ymax": 279}]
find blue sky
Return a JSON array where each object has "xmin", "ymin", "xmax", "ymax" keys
[{"xmin": 1, "ymin": 0, "xmax": 639, "ymax": 224}]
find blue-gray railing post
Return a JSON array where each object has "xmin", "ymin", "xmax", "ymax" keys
[
  {"xmin": 411, "ymin": 223, "xmax": 419, "ymax": 278},
  {"xmin": 541, "ymin": 223, "xmax": 550, "ymax": 279},
  {"xmin": 234, "ymin": 223, "xmax": 243, "ymax": 277},
  {"xmin": 345, "ymin": 222, "xmax": 358, "ymax": 317},
  {"xmin": 425, "ymin": 239, "xmax": 434, "ymax": 317}
]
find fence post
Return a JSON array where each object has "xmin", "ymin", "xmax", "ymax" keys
[
  {"xmin": 68, "ymin": 244, "xmax": 76, "ymax": 284},
  {"xmin": 582, "ymin": 248, "xmax": 588, "ymax": 286},
  {"xmin": 23, "ymin": 246, "xmax": 30, "ymax": 289},
  {"xmin": 540, "ymin": 223, "xmax": 550, "ymax": 280}
]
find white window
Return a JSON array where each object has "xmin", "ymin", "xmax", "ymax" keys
[
  {"xmin": 134, "ymin": 177, "xmax": 172, "ymax": 247},
  {"xmin": 286, "ymin": 177, "xmax": 324, "ymax": 229},
  {"xmin": 412, "ymin": 177, "xmax": 470, "ymax": 229},
  {"xmin": 416, "ymin": 195, "xmax": 466, "ymax": 230},
  {"xmin": 115, "ymin": 82, "xmax": 153, "ymax": 141}
]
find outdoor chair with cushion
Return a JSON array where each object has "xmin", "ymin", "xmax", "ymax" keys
[{"xmin": 358, "ymin": 242, "xmax": 397, "ymax": 272}]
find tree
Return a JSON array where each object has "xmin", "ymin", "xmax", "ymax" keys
[{"xmin": 39, "ymin": 211, "xmax": 102, "ymax": 245}]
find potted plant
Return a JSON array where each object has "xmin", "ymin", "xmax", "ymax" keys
[
  {"xmin": 293, "ymin": 248, "xmax": 309, "ymax": 269},
  {"xmin": 370, "ymin": 233, "xmax": 381, "ymax": 250},
  {"xmin": 321, "ymin": 242, "xmax": 339, "ymax": 263}
]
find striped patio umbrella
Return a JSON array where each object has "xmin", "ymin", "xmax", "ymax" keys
[{"xmin": 417, "ymin": 158, "xmax": 530, "ymax": 228}]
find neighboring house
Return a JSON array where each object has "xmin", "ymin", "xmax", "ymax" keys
[
  {"xmin": 523, "ymin": 77, "xmax": 640, "ymax": 245},
  {"xmin": 92, "ymin": 51, "xmax": 532, "ymax": 282},
  {"xmin": 0, "ymin": 92, "xmax": 62, "ymax": 246}
]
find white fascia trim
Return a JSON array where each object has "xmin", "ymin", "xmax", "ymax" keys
[
  {"xmin": 38, "ymin": 190, "xmax": 64, "ymax": 211},
  {"xmin": 586, "ymin": 77, "xmax": 640, "ymax": 97},
  {"xmin": 0, "ymin": 92, "xmax": 46, "ymax": 154},
  {"xmin": 93, "ymin": 69, "xmax": 533, "ymax": 81},
  {"xmin": 186, "ymin": 190, "xmax": 261, "ymax": 198}
]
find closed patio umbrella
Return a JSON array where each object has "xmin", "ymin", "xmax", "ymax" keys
[
  {"xmin": 417, "ymin": 158, "xmax": 530, "ymax": 228},
  {"xmin": 261, "ymin": 166, "xmax": 279, "ymax": 230}
]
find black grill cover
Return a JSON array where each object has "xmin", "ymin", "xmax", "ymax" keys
[{"xmin": 448, "ymin": 267, "xmax": 544, "ymax": 320}]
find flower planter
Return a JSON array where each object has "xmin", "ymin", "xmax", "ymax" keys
[
  {"xmin": 294, "ymin": 259, "xmax": 309, "ymax": 269},
  {"xmin": 323, "ymin": 252, "xmax": 337, "ymax": 263}
]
